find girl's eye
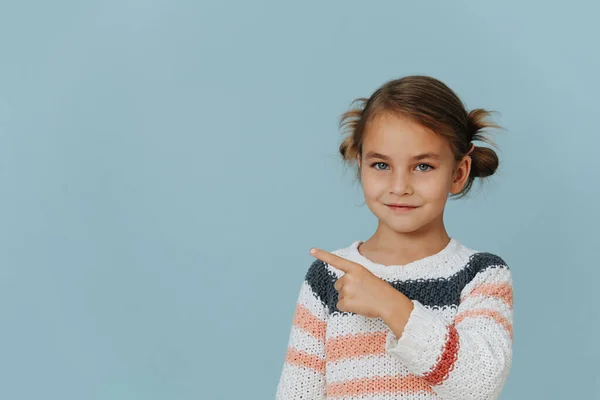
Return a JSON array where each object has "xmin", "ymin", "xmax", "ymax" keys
[
  {"xmin": 371, "ymin": 162, "xmax": 389, "ymax": 170},
  {"xmin": 371, "ymin": 162, "xmax": 434, "ymax": 172},
  {"xmin": 415, "ymin": 163, "xmax": 434, "ymax": 172}
]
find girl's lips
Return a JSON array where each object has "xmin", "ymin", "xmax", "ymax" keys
[{"xmin": 386, "ymin": 205, "xmax": 419, "ymax": 212}]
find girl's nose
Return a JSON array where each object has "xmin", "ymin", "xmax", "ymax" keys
[{"xmin": 390, "ymin": 171, "xmax": 413, "ymax": 196}]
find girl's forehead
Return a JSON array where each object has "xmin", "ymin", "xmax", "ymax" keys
[{"xmin": 363, "ymin": 116, "xmax": 451, "ymax": 157}]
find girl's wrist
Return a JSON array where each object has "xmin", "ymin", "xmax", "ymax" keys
[{"xmin": 380, "ymin": 290, "xmax": 414, "ymax": 324}]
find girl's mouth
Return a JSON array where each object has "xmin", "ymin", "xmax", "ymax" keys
[{"xmin": 386, "ymin": 205, "xmax": 419, "ymax": 212}]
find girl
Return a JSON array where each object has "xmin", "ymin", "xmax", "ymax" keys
[{"xmin": 275, "ymin": 75, "xmax": 514, "ymax": 400}]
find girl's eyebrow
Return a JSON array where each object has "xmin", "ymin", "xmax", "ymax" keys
[{"xmin": 365, "ymin": 151, "xmax": 441, "ymax": 161}]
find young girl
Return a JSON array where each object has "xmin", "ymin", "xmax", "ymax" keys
[{"xmin": 275, "ymin": 75, "xmax": 514, "ymax": 400}]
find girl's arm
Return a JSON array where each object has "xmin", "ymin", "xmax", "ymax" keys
[
  {"xmin": 275, "ymin": 260, "xmax": 329, "ymax": 400},
  {"xmin": 385, "ymin": 253, "xmax": 514, "ymax": 400}
]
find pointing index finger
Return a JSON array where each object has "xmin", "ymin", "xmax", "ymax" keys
[{"xmin": 310, "ymin": 248, "xmax": 357, "ymax": 272}]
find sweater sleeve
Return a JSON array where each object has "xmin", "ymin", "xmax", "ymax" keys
[
  {"xmin": 276, "ymin": 260, "xmax": 329, "ymax": 400},
  {"xmin": 384, "ymin": 254, "xmax": 514, "ymax": 400}
]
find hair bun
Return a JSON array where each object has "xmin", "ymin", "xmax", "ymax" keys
[
  {"xmin": 466, "ymin": 108, "xmax": 502, "ymax": 179},
  {"xmin": 470, "ymin": 145, "xmax": 498, "ymax": 178}
]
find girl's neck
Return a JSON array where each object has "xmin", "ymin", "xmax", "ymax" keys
[{"xmin": 359, "ymin": 223, "xmax": 451, "ymax": 267}]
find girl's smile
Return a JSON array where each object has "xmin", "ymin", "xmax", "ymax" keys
[{"xmin": 386, "ymin": 204, "xmax": 419, "ymax": 213}]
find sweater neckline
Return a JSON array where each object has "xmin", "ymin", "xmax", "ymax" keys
[{"xmin": 348, "ymin": 237, "xmax": 463, "ymax": 276}]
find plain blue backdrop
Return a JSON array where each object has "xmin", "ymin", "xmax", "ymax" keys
[{"xmin": 0, "ymin": 1, "xmax": 598, "ymax": 399}]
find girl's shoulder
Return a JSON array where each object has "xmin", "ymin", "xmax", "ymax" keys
[{"xmin": 460, "ymin": 241, "xmax": 511, "ymax": 269}]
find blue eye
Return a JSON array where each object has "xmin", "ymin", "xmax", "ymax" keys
[
  {"xmin": 415, "ymin": 163, "xmax": 433, "ymax": 172},
  {"xmin": 371, "ymin": 162, "xmax": 389, "ymax": 170},
  {"xmin": 370, "ymin": 162, "xmax": 434, "ymax": 172}
]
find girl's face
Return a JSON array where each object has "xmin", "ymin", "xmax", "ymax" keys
[{"xmin": 357, "ymin": 112, "xmax": 471, "ymax": 235}]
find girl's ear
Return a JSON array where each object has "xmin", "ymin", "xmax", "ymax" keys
[
  {"xmin": 356, "ymin": 154, "xmax": 361, "ymax": 169},
  {"xmin": 450, "ymin": 156, "xmax": 472, "ymax": 194}
]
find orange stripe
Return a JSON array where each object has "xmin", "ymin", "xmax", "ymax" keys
[
  {"xmin": 455, "ymin": 309, "xmax": 513, "ymax": 339},
  {"xmin": 292, "ymin": 303, "xmax": 326, "ymax": 341},
  {"xmin": 284, "ymin": 348, "xmax": 326, "ymax": 374},
  {"xmin": 325, "ymin": 331, "xmax": 388, "ymax": 361},
  {"xmin": 466, "ymin": 282, "xmax": 513, "ymax": 309},
  {"xmin": 422, "ymin": 325, "xmax": 460, "ymax": 386},
  {"xmin": 326, "ymin": 374, "xmax": 434, "ymax": 397}
]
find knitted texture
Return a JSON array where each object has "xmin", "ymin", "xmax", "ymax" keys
[{"xmin": 275, "ymin": 238, "xmax": 514, "ymax": 400}]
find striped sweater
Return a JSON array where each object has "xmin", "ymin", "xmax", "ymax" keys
[{"xmin": 275, "ymin": 238, "xmax": 513, "ymax": 400}]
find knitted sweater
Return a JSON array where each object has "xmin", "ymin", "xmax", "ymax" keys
[{"xmin": 275, "ymin": 238, "xmax": 513, "ymax": 400}]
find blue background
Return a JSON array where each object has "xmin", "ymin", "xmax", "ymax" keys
[{"xmin": 0, "ymin": 1, "xmax": 597, "ymax": 398}]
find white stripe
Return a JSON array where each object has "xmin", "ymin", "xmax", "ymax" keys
[
  {"xmin": 457, "ymin": 295, "xmax": 513, "ymax": 323},
  {"xmin": 455, "ymin": 314, "xmax": 513, "ymax": 343},
  {"xmin": 287, "ymin": 325, "xmax": 326, "ymax": 356},
  {"xmin": 275, "ymin": 362, "xmax": 326, "ymax": 400},
  {"xmin": 326, "ymin": 314, "xmax": 388, "ymax": 337},
  {"xmin": 334, "ymin": 394, "xmax": 438, "ymax": 400},
  {"xmin": 326, "ymin": 352, "xmax": 410, "ymax": 382}
]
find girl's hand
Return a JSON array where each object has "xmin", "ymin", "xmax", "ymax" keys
[{"xmin": 309, "ymin": 247, "xmax": 407, "ymax": 319}]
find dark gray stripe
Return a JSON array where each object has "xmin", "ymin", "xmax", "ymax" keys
[{"xmin": 305, "ymin": 252, "xmax": 509, "ymax": 316}]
